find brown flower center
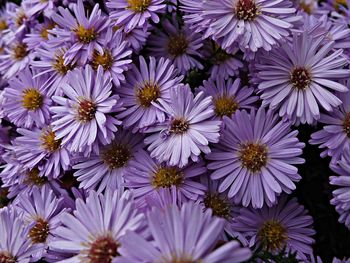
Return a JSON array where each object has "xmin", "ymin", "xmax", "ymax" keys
[
  {"xmin": 127, "ymin": 0, "xmax": 151, "ymax": 12},
  {"xmin": 53, "ymin": 53, "xmax": 75, "ymax": 75},
  {"xmin": 0, "ymin": 252, "xmax": 16, "ymax": 263},
  {"xmin": 235, "ymin": 0, "xmax": 259, "ymax": 21},
  {"xmin": 167, "ymin": 256, "xmax": 199, "ymax": 263},
  {"xmin": 0, "ymin": 188, "xmax": 9, "ymax": 208},
  {"xmin": 78, "ymin": 99, "xmax": 97, "ymax": 122},
  {"xmin": 169, "ymin": 119, "xmax": 190, "ymax": 134},
  {"xmin": 258, "ymin": 220, "xmax": 287, "ymax": 251},
  {"xmin": 75, "ymin": 25, "xmax": 97, "ymax": 44},
  {"xmin": 203, "ymin": 192, "xmax": 232, "ymax": 220},
  {"xmin": 16, "ymin": 11, "xmax": 27, "ymax": 26},
  {"xmin": 29, "ymin": 218, "xmax": 50, "ymax": 244},
  {"xmin": 290, "ymin": 67, "xmax": 312, "ymax": 90},
  {"xmin": 214, "ymin": 95, "xmax": 239, "ymax": 117},
  {"xmin": 343, "ymin": 113, "xmax": 350, "ymax": 138},
  {"xmin": 25, "ymin": 168, "xmax": 47, "ymax": 186},
  {"xmin": 239, "ymin": 143, "xmax": 268, "ymax": 172},
  {"xmin": 168, "ymin": 33, "xmax": 188, "ymax": 57},
  {"xmin": 136, "ymin": 83, "xmax": 161, "ymax": 107},
  {"xmin": 88, "ymin": 236, "xmax": 119, "ymax": 263},
  {"xmin": 101, "ymin": 143, "xmax": 131, "ymax": 169},
  {"xmin": 12, "ymin": 43, "xmax": 28, "ymax": 60},
  {"xmin": 152, "ymin": 166, "xmax": 184, "ymax": 188},
  {"xmin": 91, "ymin": 49, "xmax": 114, "ymax": 71},
  {"xmin": 22, "ymin": 88, "xmax": 43, "ymax": 111},
  {"xmin": 299, "ymin": 1, "xmax": 313, "ymax": 14},
  {"xmin": 0, "ymin": 20, "xmax": 8, "ymax": 31},
  {"xmin": 41, "ymin": 129, "xmax": 61, "ymax": 152}
]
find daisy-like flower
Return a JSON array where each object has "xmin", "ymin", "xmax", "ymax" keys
[
  {"xmin": 73, "ymin": 129, "xmax": 144, "ymax": 193},
  {"xmin": 106, "ymin": 0, "xmax": 166, "ymax": 32},
  {"xmin": 0, "ymin": 206, "xmax": 44, "ymax": 262},
  {"xmin": 144, "ymin": 84, "xmax": 221, "ymax": 168},
  {"xmin": 197, "ymin": 77, "xmax": 258, "ymax": 120},
  {"xmin": 310, "ymin": 88, "xmax": 350, "ymax": 163},
  {"xmin": 232, "ymin": 196, "xmax": 315, "ymax": 261},
  {"xmin": 124, "ymin": 149, "xmax": 207, "ymax": 202},
  {"xmin": 1, "ymin": 68, "xmax": 52, "ymax": 128},
  {"xmin": 202, "ymin": 0, "xmax": 298, "ymax": 53},
  {"xmin": 206, "ymin": 107, "xmax": 305, "ymax": 208},
  {"xmin": 116, "ymin": 202, "xmax": 251, "ymax": 263},
  {"xmin": 89, "ymin": 28, "xmax": 132, "ymax": 87},
  {"xmin": 31, "ymin": 43, "xmax": 76, "ymax": 95},
  {"xmin": 118, "ymin": 25, "xmax": 150, "ymax": 53},
  {"xmin": 330, "ymin": 150, "xmax": 350, "ymax": 230},
  {"xmin": 148, "ymin": 16, "xmax": 203, "ymax": 74},
  {"xmin": 6, "ymin": 4, "xmax": 34, "ymax": 37},
  {"xmin": 0, "ymin": 39, "xmax": 34, "ymax": 79},
  {"xmin": 50, "ymin": 65, "xmax": 123, "ymax": 154},
  {"xmin": 50, "ymin": 0, "xmax": 109, "ymax": 63},
  {"xmin": 13, "ymin": 126, "xmax": 70, "ymax": 179},
  {"xmin": 118, "ymin": 56, "xmax": 183, "ymax": 131},
  {"xmin": 14, "ymin": 186, "xmax": 67, "ymax": 261},
  {"xmin": 23, "ymin": 19, "xmax": 56, "ymax": 50},
  {"xmin": 256, "ymin": 32, "xmax": 350, "ymax": 124},
  {"xmin": 22, "ymin": 0, "xmax": 57, "ymax": 18},
  {"xmin": 50, "ymin": 189, "xmax": 144, "ymax": 262}
]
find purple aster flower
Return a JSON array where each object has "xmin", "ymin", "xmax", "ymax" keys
[
  {"xmin": 50, "ymin": 189, "xmax": 144, "ymax": 262},
  {"xmin": 73, "ymin": 129, "xmax": 144, "ymax": 193},
  {"xmin": 22, "ymin": 0, "xmax": 57, "ymax": 18},
  {"xmin": 13, "ymin": 126, "xmax": 71, "ymax": 179},
  {"xmin": 6, "ymin": 3, "xmax": 34, "ymax": 37},
  {"xmin": 202, "ymin": 0, "xmax": 298, "ymax": 53},
  {"xmin": 0, "ymin": 206, "xmax": 44, "ymax": 262},
  {"xmin": 14, "ymin": 186, "xmax": 67, "ymax": 261},
  {"xmin": 115, "ymin": 202, "xmax": 252, "ymax": 263},
  {"xmin": 1, "ymin": 68, "xmax": 52, "ymax": 128},
  {"xmin": 144, "ymin": 84, "xmax": 221, "ymax": 168},
  {"xmin": 23, "ymin": 19, "xmax": 56, "ymax": 50},
  {"xmin": 197, "ymin": 77, "xmax": 258, "ymax": 120},
  {"xmin": 50, "ymin": 0, "xmax": 109, "ymax": 63},
  {"xmin": 106, "ymin": 0, "xmax": 166, "ymax": 32},
  {"xmin": 206, "ymin": 107, "xmax": 305, "ymax": 208},
  {"xmin": 124, "ymin": 149, "xmax": 207, "ymax": 202},
  {"xmin": 148, "ymin": 16, "xmax": 203, "ymax": 74},
  {"xmin": 232, "ymin": 196, "xmax": 315, "ymax": 261},
  {"xmin": 50, "ymin": 65, "xmax": 123, "ymax": 154},
  {"xmin": 330, "ymin": 150, "xmax": 350, "ymax": 230},
  {"xmin": 89, "ymin": 28, "xmax": 132, "ymax": 87},
  {"xmin": 310, "ymin": 87, "xmax": 350, "ymax": 163},
  {"xmin": 0, "ymin": 39, "xmax": 34, "ymax": 79},
  {"xmin": 179, "ymin": 0, "xmax": 208, "ymax": 34},
  {"xmin": 118, "ymin": 56, "xmax": 183, "ymax": 131},
  {"xmin": 119, "ymin": 25, "xmax": 150, "ymax": 53},
  {"xmin": 256, "ymin": 32, "xmax": 349, "ymax": 125}
]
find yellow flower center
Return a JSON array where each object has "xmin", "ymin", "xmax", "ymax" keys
[
  {"xmin": 136, "ymin": 83, "xmax": 161, "ymax": 107},
  {"xmin": 12, "ymin": 43, "xmax": 28, "ymax": 60},
  {"xmin": 235, "ymin": 0, "xmax": 260, "ymax": 21},
  {"xmin": 203, "ymin": 192, "xmax": 232, "ymax": 219},
  {"xmin": 75, "ymin": 25, "xmax": 97, "ymax": 44},
  {"xmin": 0, "ymin": 20, "xmax": 8, "ymax": 31},
  {"xmin": 127, "ymin": 0, "xmax": 151, "ymax": 12},
  {"xmin": 41, "ymin": 129, "xmax": 61, "ymax": 152},
  {"xmin": 91, "ymin": 49, "xmax": 114, "ymax": 71},
  {"xmin": 258, "ymin": 220, "xmax": 287, "ymax": 251},
  {"xmin": 40, "ymin": 23, "xmax": 55, "ymax": 40},
  {"xmin": 22, "ymin": 89, "xmax": 43, "ymax": 111},
  {"xmin": 101, "ymin": 143, "xmax": 131, "ymax": 169},
  {"xmin": 53, "ymin": 53, "xmax": 75, "ymax": 75},
  {"xmin": 29, "ymin": 218, "xmax": 50, "ymax": 244},
  {"xmin": 88, "ymin": 236, "xmax": 120, "ymax": 263},
  {"xmin": 168, "ymin": 33, "xmax": 188, "ymax": 57},
  {"xmin": 213, "ymin": 95, "xmax": 239, "ymax": 117},
  {"xmin": 16, "ymin": 11, "xmax": 27, "ymax": 26},
  {"xmin": 299, "ymin": 1, "xmax": 314, "ymax": 14},
  {"xmin": 152, "ymin": 166, "xmax": 184, "ymax": 188},
  {"xmin": 239, "ymin": 143, "xmax": 268, "ymax": 172}
]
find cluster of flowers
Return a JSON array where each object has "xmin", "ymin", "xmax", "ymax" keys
[{"xmin": 0, "ymin": 0, "xmax": 349, "ymax": 262}]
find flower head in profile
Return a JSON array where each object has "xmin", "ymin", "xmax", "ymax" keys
[
  {"xmin": 73, "ymin": 129, "xmax": 144, "ymax": 193},
  {"xmin": 107, "ymin": 0, "xmax": 166, "ymax": 32},
  {"xmin": 206, "ymin": 107, "xmax": 304, "ymax": 208},
  {"xmin": 144, "ymin": 84, "xmax": 221, "ymax": 168},
  {"xmin": 2, "ymin": 68, "xmax": 52, "ymax": 128},
  {"xmin": 50, "ymin": 189, "xmax": 144, "ymax": 262},
  {"xmin": 118, "ymin": 56, "xmax": 183, "ymax": 131},
  {"xmin": 124, "ymin": 149, "xmax": 207, "ymax": 202},
  {"xmin": 256, "ymin": 32, "xmax": 349, "ymax": 125},
  {"xmin": 116, "ymin": 202, "xmax": 251, "ymax": 263},
  {"xmin": 50, "ymin": 65, "xmax": 123, "ymax": 154},
  {"xmin": 232, "ymin": 196, "xmax": 315, "ymax": 261}
]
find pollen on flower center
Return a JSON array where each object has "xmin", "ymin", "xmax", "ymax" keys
[
  {"xmin": 169, "ymin": 119, "xmax": 190, "ymax": 134},
  {"xmin": 136, "ymin": 82, "xmax": 161, "ymax": 107},
  {"xmin": 53, "ymin": 54, "xmax": 75, "ymax": 75},
  {"xmin": 22, "ymin": 88, "xmax": 43, "ymax": 111},
  {"xmin": 152, "ymin": 166, "xmax": 184, "ymax": 188},
  {"xmin": 88, "ymin": 236, "xmax": 119, "ymax": 263},
  {"xmin": 41, "ymin": 129, "xmax": 61, "ymax": 152},
  {"xmin": 101, "ymin": 143, "xmax": 131, "ymax": 169},
  {"xmin": 299, "ymin": 1, "xmax": 314, "ymax": 14},
  {"xmin": 75, "ymin": 25, "xmax": 97, "ymax": 44},
  {"xmin": 203, "ymin": 192, "xmax": 232, "ymax": 219},
  {"xmin": 239, "ymin": 143, "xmax": 268, "ymax": 172},
  {"xmin": 343, "ymin": 113, "xmax": 350, "ymax": 138},
  {"xmin": 12, "ymin": 43, "xmax": 28, "ymax": 60},
  {"xmin": 290, "ymin": 67, "xmax": 312, "ymax": 90},
  {"xmin": 91, "ymin": 49, "xmax": 114, "ymax": 71},
  {"xmin": 235, "ymin": 0, "xmax": 259, "ymax": 21},
  {"xmin": 78, "ymin": 99, "xmax": 97, "ymax": 122},
  {"xmin": 29, "ymin": 218, "xmax": 50, "ymax": 244},
  {"xmin": 0, "ymin": 20, "xmax": 8, "ymax": 31},
  {"xmin": 40, "ymin": 23, "xmax": 55, "ymax": 40},
  {"xmin": 25, "ymin": 168, "xmax": 47, "ymax": 186},
  {"xmin": 127, "ymin": 0, "xmax": 151, "ymax": 12},
  {"xmin": 0, "ymin": 252, "xmax": 16, "ymax": 263},
  {"xmin": 16, "ymin": 12, "xmax": 27, "ymax": 26},
  {"xmin": 168, "ymin": 33, "xmax": 188, "ymax": 57},
  {"xmin": 258, "ymin": 220, "xmax": 287, "ymax": 251},
  {"xmin": 214, "ymin": 95, "xmax": 239, "ymax": 117}
]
